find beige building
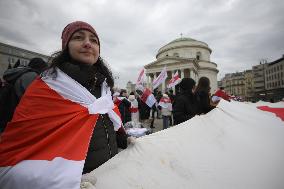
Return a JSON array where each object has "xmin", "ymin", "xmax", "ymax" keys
[
  {"xmin": 144, "ymin": 37, "xmax": 218, "ymax": 93},
  {"xmin": 252, "ymin": 63, "xmax": 268, "ymax": 99},
  {"xmin": 0, "ymin": 42, "xmax": 49, "ymax": 78},
  {"xmin": 126, "ymin": 81, "xmax": 136, "ymax": 94},
  {"xmin": 224, "ymin": 72, "xmax": 245, "ymax": 98},
  {"xmin": 265, "ymin": 56, "xmax": 284, "ymax": 101},
  {"xmin": 244, "ymin": 70, "xmax": 254, "ymax": 101}
]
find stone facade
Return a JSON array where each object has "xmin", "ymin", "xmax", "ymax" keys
[
  {"xmin": 219, "ymin": 55, "xmax": 284, "ymax": 102},
  {"xmin": 0, "ymin": 42, "xmax": 49, "ymax": 79},
  {"xmin": 144, "ymin": 37, "xmax": 218, "ymax": 93}
]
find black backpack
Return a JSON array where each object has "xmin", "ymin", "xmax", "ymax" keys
[{"xmin": 0, "ymin": 69, "xmax": 33, "ymax": 133}]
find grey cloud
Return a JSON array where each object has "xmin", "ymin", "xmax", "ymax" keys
[{"xmin": 0, "ymin": 0, "xmax": 284, "ymax": 87}]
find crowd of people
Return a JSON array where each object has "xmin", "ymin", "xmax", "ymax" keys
[{"xmin": 0, "ymin": 20, "xmax": 230, "ymax": 188}]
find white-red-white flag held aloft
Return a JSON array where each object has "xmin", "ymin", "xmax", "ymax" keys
[
  {"xmin": 136, "ymin": 68, "xmax": 145, "ymax": 86},
  {"xmin": 167, "ymin": 71, "xmax": 181, "ymax": 88},
  {"xmin": 141, "ymin": 88, "xmax": 156, "ymax": 108},
  {"xmin": 0, "ymin": 69, "xmax": 122, "ymax": 189},
  {"xmin": 152, "ymin": 67, "xmax": 168, "ymax": 90}
]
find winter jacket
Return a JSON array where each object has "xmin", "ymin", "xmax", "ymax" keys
[
  {"xmin": 158, "ymin": 97, "xmax": 172, "ymax": 116},
  {"xmin": 214, "ymin": 89, "xmax": 230, "ymax": 101},
  {"xmin": 118, "ymin": 97, "xmax": 131, "ymax": 124},
  {"xmin": 3, "ymin": 66, "xmax": 38, "ymax": 98},
  {"xmin": 195, "ymin": 91, "xmax": 215, "ymax": 115},
  {"xmin": 137, "ymin": 97, "xmax": 151, "ymax": 120},
  {"xmin": 173, "ymin": 91, "xmax": 197, "ymax": 125},
  {"xmin": 128, "ymin": 95, "xmax": 139, "ymax": 122},
  {"xmin": 58, "ymin": 61, "xmax": 127, "ymax": 174}
]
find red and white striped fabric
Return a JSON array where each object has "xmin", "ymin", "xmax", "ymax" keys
[
  {"xmin": 0, "ymin": 69, "xmax": 122, "ymax": 189},
  {"xmin": 158, "ymin": 97, "xmax": 172, "ymax": 110},
  {"xmin": 141, "ymin": 88, "xmax": 156, "ymax": 108},
  {"xmin": 152, "ymin": 67, "xmax": 167, "ymax": 90},
  {"xmin": 167, "ymin": 71, "xmax": 181, "ymax": 88},
  {"xmin": 136, "ymin": 68, "xmax": 145, "ymax": 86}
]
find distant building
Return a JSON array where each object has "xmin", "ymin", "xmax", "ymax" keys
[
  {"xmin": 244, "ymin": 70, "xmax": 254, "ymax": 101},
  {"xmin": 144, "ymin": 37, "xmax": 218, "ymax": 93},
  {"xmin": 0, "ymin": 42, "xmax": 49, "ymax": 78},
  {"xmin": 219, "ymin": 54, "xmax": 284, "ymax": 102},
  {"xmin": 265, "ymin": 55, "xmax": 284, "ymax": 101},
  {"xmin": 225, "ymin": 72, "xmax": 245, "ymax": 98},
  {"xmin": 126, "ymin": 81, "xmax": 136, "ymax": 94},
  {"xmin": 252, "ymin": 62, "xmax": 268, "ymax": 100}
]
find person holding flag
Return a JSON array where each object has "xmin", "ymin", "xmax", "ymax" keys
[
  {"xmin": 0, "ymin": 21, "xmax": 128, "ymax": 189},
  {"xmin": 158, "ymin": 93, "xmax": 173, "ymax": 129}
]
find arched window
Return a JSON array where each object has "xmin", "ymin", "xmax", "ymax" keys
[{"xmin": 196, "ymin": 52, "xmax": 201, "ymax": 60}]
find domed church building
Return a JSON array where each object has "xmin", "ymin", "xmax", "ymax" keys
[{"xmin": 144, "ymin": 37, "xmax": 218, "ymax": 93}]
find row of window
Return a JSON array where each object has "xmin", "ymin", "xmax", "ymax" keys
[
  {"xmin": 165, "ymin": 52, "xmax": 202, "ymax": 60},
  {"xmin": 266, "ymin": 65, "xmax": 283, "ymax": 74},
  {"xmin": 8, "ymin": 57, "xmax": 29, "ymax": 66},
  {"xmin": 267, "ymin": 80, "xmax": 284, "ymax": 88},
  {"xmin": 266, "ymin": 72, "xmax": 283, "ymax": 81}
]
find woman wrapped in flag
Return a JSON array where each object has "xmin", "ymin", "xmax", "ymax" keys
[{"xmin": 0, "ymin": 21, "xmax": 127, "ymax": 189}]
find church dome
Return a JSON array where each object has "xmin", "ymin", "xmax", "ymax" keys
[{"xmin": 156, "ymin": 37, "xmax": 212, "ymax": 60}]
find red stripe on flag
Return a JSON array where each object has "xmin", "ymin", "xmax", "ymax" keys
[
  {"xmin": 257, "ymin": 106, "xmax": 284, "ymax": 121},
  {"xmin": 0, "ymin": 78, "xmax": 98, "ymax": 166},
  {"xmin": 141, "ymin": 88, "xmax": 152, "ymax": 103}
]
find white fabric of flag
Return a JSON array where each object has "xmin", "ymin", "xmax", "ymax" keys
[
  {"xmin": 167, "ymin": 71, "xmax": 181, "ymax": 88},
  {"xmin": 152, "ymin": 67, "xmax": 167, "ymax": 90}
]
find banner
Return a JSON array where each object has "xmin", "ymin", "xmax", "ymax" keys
[
  {"xmin": 152, "ymin": 67, "xmax": 167, "ymax": 90},
  {"xmin": 167, "ymin": 71, "xmax": 181, "ymax": 88}
]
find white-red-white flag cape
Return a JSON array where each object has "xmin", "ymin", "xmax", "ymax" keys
[
  {"xmin": 141, "ymin": 88, "xmax": 156, "ymax": 108},
  {"xmin": 0, "ymin": 69, "xmax": 122, "ymax": 189},
  {"xmin": 167, "ymin": 71, "xmax": 181, "ymax": 88},
  {"xmin": 158, "ymin": 97, "xmax": 172, "ymax": 110},
  {"xmin": 152, "ymin": 67, "xmax": 167, "ymax": 90}
]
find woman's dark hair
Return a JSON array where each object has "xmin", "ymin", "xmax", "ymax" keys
[
  {"xmin": 47, "ymin": 49, "xmax": 114, "ymax": 88},
  {"xmin": 195, "ymin": 77, "xmax": 210, "ymax": 93}
]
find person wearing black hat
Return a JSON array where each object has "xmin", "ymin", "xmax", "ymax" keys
[{"xmin": 173, "ymin": 78, "xmax": 197, "ymax": 125}]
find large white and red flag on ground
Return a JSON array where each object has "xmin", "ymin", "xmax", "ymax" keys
[
  {"xmin": 152, "ymin": 67, "xmax": 168, "ymax": 90},
  {"xmin": 141, "ymin": 88, "xmax": 156, "ymax": 108},
  {"xmin": 136, "ymin": 68, "xmax": 145, "ymax": 86},
  {"xmin": 167, "ymin": 71, "xmax": 181, "ymax": 88},
  {"xmin": 0, "ymin": 69, "xmax": 122, "ymax": 189}
]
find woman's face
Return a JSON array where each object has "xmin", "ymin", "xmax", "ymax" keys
[{"xmin": 68, "ymin": 30, "xmax": 99, "ymax": 65}]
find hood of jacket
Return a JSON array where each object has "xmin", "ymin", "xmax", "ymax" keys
[{"xmin": 3, "ymin": 66, "xmax": 33, "ymax": 83}]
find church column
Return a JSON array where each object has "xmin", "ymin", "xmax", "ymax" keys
[
  {"xmin": 181, "ymin": 69, "xmax": 184, "ymax": 79},
  {"xmin": 153, "ymin": 72, "xmax": 157, "ymax": 90},
  {"xmin": 171, "ymin": 70, "xmax": 176, "ymax": 94},
  {"xmin": 146, "ymin": 73, "xmax": 150, "ymax": 88},
  {"xmin": 190, "ymin": 69, "xmax": 194, "ymax": 79},
  {"xmin": 162, "ymin": 80, "xmax": 166, "ymax": 93}
]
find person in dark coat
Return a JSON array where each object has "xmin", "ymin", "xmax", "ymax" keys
[
  {"xmin": 173, "ymin": 78, "xmax": 197, "ymax": 125},
  {"xmin": 194, "ymin": 76, "xmax": 216, "ymax": 115},
  {"xmin": 136, "ymin": 89, "xmax": 152, "ymax": 128},
  {"xmin": 0, "ymin": 58, "xmax": 48, "ymax": 133},
  {"xmin": 118, "ymin": 89, "xmax": 131, "ymax": 125},
  {"xmin": 3, "ymin": 57, "xmax": 48, "ymax": 99}
]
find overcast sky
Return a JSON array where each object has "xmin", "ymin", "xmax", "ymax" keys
[{"xmin": 1, "ymin": 0, "xmax": 284, "ymax": 88}]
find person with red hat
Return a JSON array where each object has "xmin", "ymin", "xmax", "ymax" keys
[{"xmin": 0, "ymin": 21, "xmax": 128, "ymax": 189}]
